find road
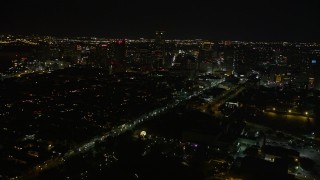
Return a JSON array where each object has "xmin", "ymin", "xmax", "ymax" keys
[
  {"xmin": 263, "ymin": 111, "xmax": 314, "ymax": 124},
  {"xmin": 23, "ymin": 78, "xmax": 225, "ymax": 178},
  {"xmin": 201, "ymin": 79, "xmax": 248, "ymax": 117},
  {"xmin": 1, "ymin": 69, "xmax": 60, "ymax": 83}
]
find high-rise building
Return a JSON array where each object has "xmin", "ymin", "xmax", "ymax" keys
[
  {"xmin": 155, "ymin": 31, "xmax": 165, "ymax": 46},
  {"xmin": 153, "ymin": 31, "xmax": 166, "ymax": 68},
  {"xmin": 309, "ymin": 58, "xmax": 319, "ymax": 89},
  {"xmin": 198, "ymin": 42, "xmax": 214, "ymax": 62},
  {"xmin": 114, "ymin": 40, "xmax": 126, "ymax": 61},
  {"xmin": 198, "ymin": 41, "xmax": 215, "ymax": 73},
  {"xmin": 96, "ymin": 43, "xmax": 112, "ymax": 66}
]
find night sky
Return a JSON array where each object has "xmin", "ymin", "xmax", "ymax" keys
[{"xmin": 1, "ymin": 0, "xmax": 320, "ymax": 41}]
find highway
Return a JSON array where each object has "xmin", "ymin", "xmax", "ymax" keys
[{"xmin": 23, "ymin": 78, "xmax": 225, "ymax": 178}]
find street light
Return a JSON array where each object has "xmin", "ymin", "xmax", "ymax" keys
[
  {"xmin": 272, "ymin": 107, "xmax": 276, "ymax": 111},
  {"xmin": 288, "ymin": 109, "xmax": 292, "ymax": 113},
  {"xmin": 140, "ymin": 131, "xmax": 147, "ymax": 138},
  {"xmin": 305, "ymin": 111, "xmax": 310, "ymax": 123}
]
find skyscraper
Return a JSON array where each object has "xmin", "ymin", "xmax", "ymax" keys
[
  {"xmin": 198, "ymin": 41, "xmax": 214, "ymax": 73},
  {"xmin": 114, "ymin": 40, "xmax": 126, "ymax": 61},
  {"xmin": 155, "ymin": 31, "xmax": 165, "ymax": 46},
  {"xmin": 153, "ymin": 31, "xmax": 166, "ymax": 68}
]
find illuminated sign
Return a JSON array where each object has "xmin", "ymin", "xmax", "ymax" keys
[{"xmin": 311, "ymin": 60, "xmax": 317, "ymax": 64}]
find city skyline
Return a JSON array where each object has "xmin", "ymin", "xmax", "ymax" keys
[{"xmin": 2, "ymin": 0, "xmax": 320, "ymax": 41}]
